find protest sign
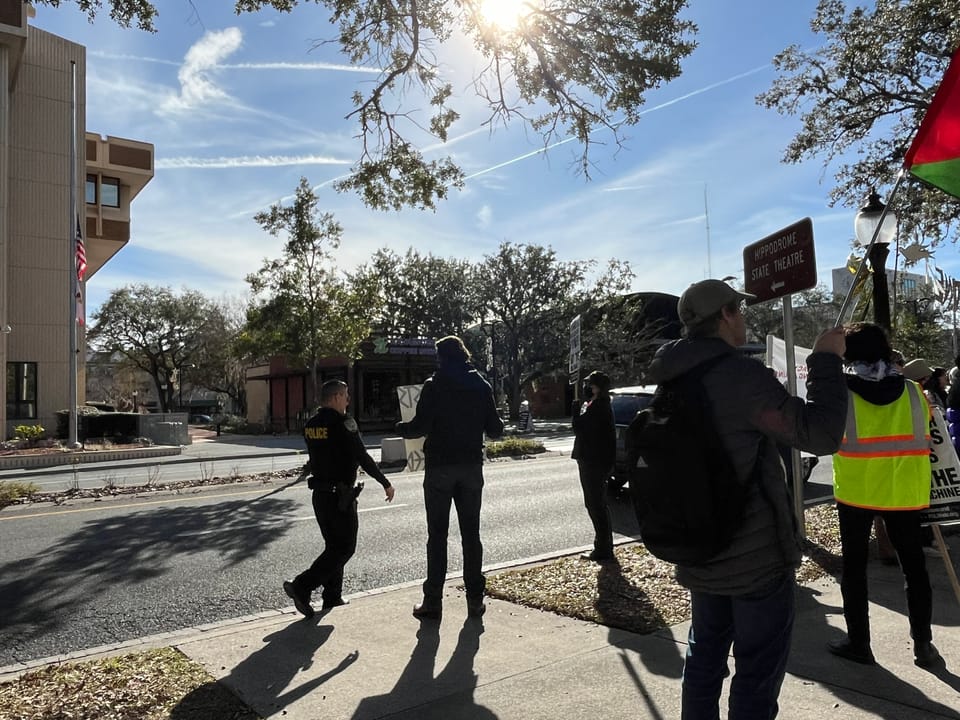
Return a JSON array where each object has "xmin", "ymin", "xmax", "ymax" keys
[
  {"xmin": 766, "ymin": 335, "xmax": 812, "ymax": 399},
  {"xmin": 923, "ymin": 406, "xmax": 960, "ymax": 525},
  {"xmin": 397, "ymin": 384, "xmax": 425, "ymax": 471}
]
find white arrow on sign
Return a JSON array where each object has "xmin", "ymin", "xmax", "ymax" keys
[{"xmin": 771, "ymin": 280, "xmax": 785, "ymax": 292}]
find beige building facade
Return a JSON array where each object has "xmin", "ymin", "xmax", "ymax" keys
[{"xmin": 1, "ymin": 2, "xmax": 153, "ymax": 438}]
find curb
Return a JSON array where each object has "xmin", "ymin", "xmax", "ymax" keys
[{"xmin": 0, "ymin": 446, "xmax": 181, "ymax": 472}]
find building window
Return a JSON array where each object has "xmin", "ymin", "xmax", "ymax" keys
[
  {"xmin": 6, "ymin": 362, "xmax": 37, "ymax": 420},
  {"xmin": 101, "ymin": 177, "xmax": 120, "ymax": 207},
  {"xmin": 85, "ymin": 174, "xmax": 97, "ymax": 204}
]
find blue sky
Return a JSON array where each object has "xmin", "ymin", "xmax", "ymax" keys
[{"xmin": 33, "ymin": 0, "xmax": 944, "ymax": 319}]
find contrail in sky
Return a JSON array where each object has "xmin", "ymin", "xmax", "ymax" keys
[{"xmin": 466, "ymin": 64, "xmax": 770, "ymax": 180}]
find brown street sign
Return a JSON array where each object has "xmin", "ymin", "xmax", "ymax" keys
[{"xmin": 743, "ymin": 217, "xmax": 817, "ymax": 303}]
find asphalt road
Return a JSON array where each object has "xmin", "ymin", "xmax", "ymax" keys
[
  {"xmin": 0, "ymin": 453, "xmax": 630, "ymax": 666},
  {"xmin": 0, "ymin": 441, "xmax": 836, "ymax": 667}
]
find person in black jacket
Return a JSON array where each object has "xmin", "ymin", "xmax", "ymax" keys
[
  {"xmin": 396, "ymin": 335, "xmax": 504, "ymax": 620},
  {"xmin": 283, "ymin": 380, "xmax": 394, "ymax": 619},
  {"xmin": 572, "ymin": 370, "xmax": 617, "ymax": 562}
]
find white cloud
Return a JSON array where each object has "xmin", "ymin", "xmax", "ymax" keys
[
  {"xmin": 477, "ymin": 204, "xmax": 493, "ymax": 228},
  {"xmin": 161, "ymin": 27, "xmax": 243, "ymax": 114},
  {"xmin": 156, "ymin": 154, "xmax": 351, "ymax": 169}
]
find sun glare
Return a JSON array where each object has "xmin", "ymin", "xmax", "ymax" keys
[{"xmin": 477, "ymin": 0, "xmax": 529, "ymax": 31}]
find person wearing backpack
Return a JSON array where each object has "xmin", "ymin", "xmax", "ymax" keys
[
  {"xmin": 572, "ymin": 369, "xmax": 617, "ymax": 562},
  {"xmin": 829, "ymin": 323, "xmax": 938, "ymax": 668},
  {"xmin": 645, "ymin": 279, "xmax": 848, "ymax": 720}
]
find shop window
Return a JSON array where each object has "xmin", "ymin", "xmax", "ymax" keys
[
  {"xmin": 6, "ymin": 362, "xmax": 37, "ymax": 419},
  {"xmin": 85, "ymin": 174, "xmax": 97, "ymax": 204}
]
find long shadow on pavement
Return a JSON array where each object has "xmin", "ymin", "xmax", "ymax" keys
[
  {"xmin": 789, "ymin": 584, "xmax": 960, "ymax": 719},
  {"xmin": 0, "ymin": 495, "xmax": 299, "ymax": 651},
  {"xmin": 350, "ymin": 618, "xmax": 497, "ymax": 720}
]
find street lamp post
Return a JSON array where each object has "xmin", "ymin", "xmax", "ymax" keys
[{"xmin": 854, "ymin": 189, "xmax": 899, "ymax": 332}]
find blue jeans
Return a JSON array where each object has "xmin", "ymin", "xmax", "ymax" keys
[
  {"xmin": 682, "ymin": 572, "xmax": 796, "ymax": 720},
  {"xmin": 422, "ymin": 463, "xmax": 485, "ymax": 604}
]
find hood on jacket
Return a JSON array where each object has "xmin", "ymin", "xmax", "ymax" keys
[
  {"xmin": 846, "ymin": 373, "xmax": 907, "ymax": 406},
  {"xmin": 647, "ymin": 337, "xmax": 737, "ymax": 384}
]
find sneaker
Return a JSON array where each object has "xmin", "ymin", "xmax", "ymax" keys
[
  {"xmin": 828, "ymin": 639, "xmax": 876, "ymax": 665},
  {"xmin": 283, "ymin": 580, "xmax": 315, "ymax": 619},
  {"xmin": 914, "ymin": 641, "xmax": 941, "ymax": 668},
  {"xmin": 412, "ymin": 602, "xmax": 442, "ymax": 620},
  {"xmin": 321, "ymin": 598, "xmax": 349, "ymax": 612}
]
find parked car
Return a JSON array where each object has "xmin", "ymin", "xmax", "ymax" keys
[
  {"xmin": 189, "ymin": 414, "xmax": 213, "ymax": 425},
  {"xmin": 608, "ymin": 385, "xmax": 657, "ymax": 495}
]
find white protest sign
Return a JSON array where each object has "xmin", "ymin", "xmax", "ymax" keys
[
  {"xmin": 397, "ymin": 384, "xmax": 426, "ymax": 472},
  {"xmin": 922, "ymin": 406, "xmax": 960, "ymax": 525},
  {"xmin": 766, "ymin": 335, "xmax": 812, "ymax": 399}
]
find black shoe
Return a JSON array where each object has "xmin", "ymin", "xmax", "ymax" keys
[
  {"xmin": 283, "ymin": 580, "xmax": 314, "ymax": 619},
  {"xmin": 828, "ymin": 639, "xmax": 875, "ymax": 665},
  {"xmin": 412, "ymin": 602, "xmax": 442, "ymax": 620},
  {"xmin": 580, "ymin": 551, "xmax": 616, "ymax": 563},
  {"xmin": 467, "ymin": 599, "xmax": 486, "ymax": 618},
  {"xmin": 914, "ymin": 641, "xmax": 941, "ymax": 668},
  {"xmin": 321, "ymin": 598, "xmax": 349, "ymax": 612}
]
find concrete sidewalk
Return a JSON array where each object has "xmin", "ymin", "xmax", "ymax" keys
[{"xmin": 167, "ymin": 548, "xmax": 960, "ymax": 719}]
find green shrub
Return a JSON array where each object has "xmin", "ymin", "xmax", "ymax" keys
[
  {"xmin": 486, "ymin": 437, "xmax": 545, "ymax": 458},
  {"xmin": 13, "ymin": 424, "xmax": 45, "ymax": 441},
  {"xmin": 0, "ymin": 480, "xmax": 39, "ymax": 508}
]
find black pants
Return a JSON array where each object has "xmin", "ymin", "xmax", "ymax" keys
[
  {"xmin": 294, "ymin": 489, "xmax": 358, "ymax": 605},
  {"xmin": 577, "ymin": 461, "xmax": 614, "ymax": 557},
  {"xmin": 422, "ymin": 463, "xmax": 485, "ymax": 605},
  {"xmin": 837, "ymin": 503, "xmax": 932, "ymax": 645}
]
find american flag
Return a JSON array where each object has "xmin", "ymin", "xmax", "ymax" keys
[
  {"xmin": 75, "ymin": 216, "xmax": 87, "ymax": 282},
  {"xmin": 76, "ymin": 216, "xmax": 86, "ymax": 326}
]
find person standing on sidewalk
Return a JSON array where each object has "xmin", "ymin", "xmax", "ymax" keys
[
  {"xmin": 396, "ymin": 335, "xmax": 504, "ymax": 620},
  {"xmin": 829, "ymin": 323, "xmax": 939, "ymax": 668},
  {"xmin": 572, "ymin": 369, "xmax": 616, "ymax": 563},
  {"xmin": 284, "ymin": 379, "xmax": 395, "ymax": 618},
  {"xmin": 647, "ymin": 280, "xmax": 848, "ymax": 720}
]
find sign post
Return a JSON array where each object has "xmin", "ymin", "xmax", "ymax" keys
[{"xmin": 743, "ymin": 218, "xmax": 818, "ymax": 536}]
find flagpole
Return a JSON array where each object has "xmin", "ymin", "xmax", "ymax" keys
[
  {"xmin": 68, "ymin": 60, "xmax": 79, "ymax": 448},
  {"xmin": 835, "ymin": 170, "xmax": 907, "ymax": 328}
]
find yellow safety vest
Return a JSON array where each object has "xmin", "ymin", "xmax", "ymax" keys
[{"xmin": 833, "ymin": 380, "xmax": 931, "ymax": 510}]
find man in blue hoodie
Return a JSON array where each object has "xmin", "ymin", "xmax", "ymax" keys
[
  {"xmin": 396, "ymin": 335, "xmax": 504, "ymax": 620},
  {"xmin": 648, "ymin": 279, "xmax": 848, "ymax": 720}
]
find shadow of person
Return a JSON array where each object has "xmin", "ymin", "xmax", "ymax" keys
[
  {"xmin": 197, "ymin": 617, "xmax": 356, "ymax": 717},
  {"xmin": 790, "ymin": 584, "xmax": 960, "ymax": 719},
  {"xmin": 595, "ymin": 560, "xmax": 684, "ymax": 720},
  {"xmin": 349, "ymin": 618, "xmax": 498, "ymax": 719}
]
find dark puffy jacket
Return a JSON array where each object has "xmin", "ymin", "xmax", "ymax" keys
[
  {"xmin": 647, "ymin": 336, "xmax": 847, "ymax": 595},
  {"xmin": 571, "ymin": 393, "xmax": 616, "ymax": 469},
  {"xmin": 396, "ymin": 363, "xmax": 504, "ymax": 468}
]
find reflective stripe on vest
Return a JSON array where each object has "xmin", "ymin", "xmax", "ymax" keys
[
  {"xmin": 833, "ymin": 381, "xmax": 931, "ymax": 511},
  {"xmin": 837, "ymin": 381, "xmax": 929, "ymax": 458}
]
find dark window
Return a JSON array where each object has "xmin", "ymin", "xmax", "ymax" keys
[
  {"xmin": 85, "ymin": 174, "xmax": 97, "ymax": 204},
  {"xmin": 101, "ymin": 177, "xmax": 120, "ymax": 207},
  {"xmin": 6, "ymin": 362, "xmax": 38, "ymax": 419},
  {"xmin": 610, "ymin": 393, "xmax": 653, "ymax": 426}
]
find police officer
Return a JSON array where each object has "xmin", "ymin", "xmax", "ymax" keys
[{"xmin": 284, "ymin": 379, "xmax": 394, "ymax": 618}]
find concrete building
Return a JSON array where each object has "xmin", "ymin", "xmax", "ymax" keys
[{"xmin": 1, "ymin": 2, "xmax": 153, "ymax": 438}]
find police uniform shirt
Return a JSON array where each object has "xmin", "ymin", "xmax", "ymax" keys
[{"xmin": 303, "ymin": 406, "xmax": 390, "ymax": 490}]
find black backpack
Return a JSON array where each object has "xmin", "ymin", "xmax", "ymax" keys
[{"xmin": 626, "ymin": 355, "xmax": 751, "ymax": 565}]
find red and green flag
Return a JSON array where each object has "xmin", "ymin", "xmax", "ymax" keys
[{"xmin": 904, "ymin": 47, "xmax": 960, "ymax": 199}]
